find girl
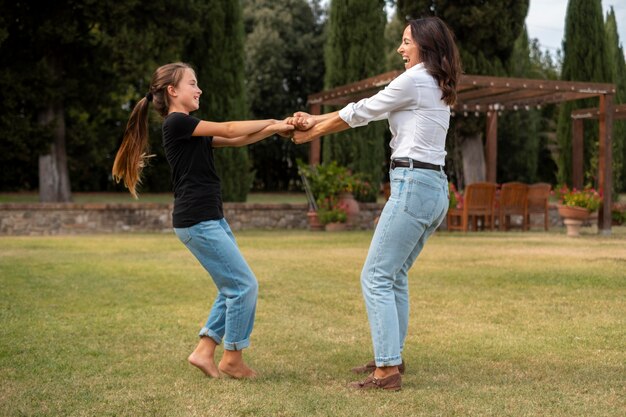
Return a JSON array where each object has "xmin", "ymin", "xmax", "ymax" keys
[
  {"xmin": 112, "ymin": 62, "xmax": 294, "ymax": 379},
  {"xmin": 290, "ymin": 17, "xmax": 461, "ymax": 390}
]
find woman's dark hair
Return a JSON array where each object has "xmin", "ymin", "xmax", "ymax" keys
[
  {"xmin": 408, "ymin": 17, "xmax": 462, "ymax": 106},
  {"xmin": 112, "ymin": 62, "xmax": 192, "ymax": 197}
]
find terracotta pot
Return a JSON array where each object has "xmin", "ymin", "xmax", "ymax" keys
[
  {"xmin": 557, "ymin": 205, "xmax": 590, "ymax": 221},
  {"xmin": 339, "ymin": 192, "xmax": 360, "ymax": 228},
  {"xmin": 325, "ymin": 222, "xmax": 347, "ymax": 232},
  {"xmin": 307, "ymin": 211, "xmax": 324, "ymax": 232},
  {"xmin": 563, "ymin": 218, "xmax": 583, "ymax": 237}
]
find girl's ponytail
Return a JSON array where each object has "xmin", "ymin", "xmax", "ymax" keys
[{"xmin": 112, "ymin": 95, "xmax": 152, "ymax": 198}]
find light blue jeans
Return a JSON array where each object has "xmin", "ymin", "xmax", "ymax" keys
[
  {"xmin": 174, "ymin": 218, "xmax": 258, "ymax": 351},
  {"xmin": 361, "ymin": 166, "xmax": 449, "ymax": 367}
]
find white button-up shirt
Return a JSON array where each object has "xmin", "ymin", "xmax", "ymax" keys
[{"xmin": 338, "ymin": 63, "xmax": 449, "ymax": 166}]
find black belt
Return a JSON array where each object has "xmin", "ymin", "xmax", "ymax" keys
[{"xmin": 391, "ymin": 158, "xmax": 442, "ymax": 171}]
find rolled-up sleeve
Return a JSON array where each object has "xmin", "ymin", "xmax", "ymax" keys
[{"xmin": 338, "ymin": 73, "xmax": 416, "ymax": 128}]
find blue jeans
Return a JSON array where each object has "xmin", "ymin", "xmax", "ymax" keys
[
  {"xmin": 174, "ymin": 218, "xmax": 258, "ymax": 351},
  {"xmin": 361, "ymin": 167, "xmax": 449, "ymax": 367}
]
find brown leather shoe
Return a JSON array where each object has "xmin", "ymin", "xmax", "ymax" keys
[
  {"xmin": 348, "ymin": 372, "xmax": 402, "ymax": 391},
  {"xmin": 351, "ymin": 360, "xmax": 405, "ymax": 375}
]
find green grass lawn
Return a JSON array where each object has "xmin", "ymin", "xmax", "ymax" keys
[
  {"xmin": 1, "ymin": 230, "xmax": 625, "ymax": 416},
  {"xmin": 2, "ymin": 191, "xmax": 624, "ymax": 205}
]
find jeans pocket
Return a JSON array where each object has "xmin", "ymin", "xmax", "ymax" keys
[
  {"xmin": 390, "ymin": 176, "xmax": 406, "ymax": 200},
  {"xmin": 404, "ymin": 179, "xmax": 444, "ymax": 222},
  {"xmin": 174, "ymin": 227, "xmax": 192, "ymax": 244}
]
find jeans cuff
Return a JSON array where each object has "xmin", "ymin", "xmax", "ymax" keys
[
  {"xmin": 199, "ymin": 327, "xmax": 222, "ymax": 345},
  {"xmin": 375, "ymin": 355, "xmax": 402, "ymax": 367},
  {"xmin": 223, "ymin": 337, "xmax": 250, "ymax": 351}
]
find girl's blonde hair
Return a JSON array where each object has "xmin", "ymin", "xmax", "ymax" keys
[{"xmin": 112, "ymin": 62, "xmax": 192, "ymax": 197}]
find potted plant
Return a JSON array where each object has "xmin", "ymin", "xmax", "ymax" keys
[
  {"xmin": 554, "ymin": 185, "xmax": 602, "ymax": 236},
  {"xmin": 351, "ymin": 173, "xmax": 378, "ymax": 203},
  {"xmin": 298, "ymin": 161, "xmax": 361, "ymax": 229},
  {"xmin": 318, "ymin": 199, "xmax": 349, "ymax": 231}
]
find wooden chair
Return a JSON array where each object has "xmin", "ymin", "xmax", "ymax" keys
[
  {"xmin": 447, "ymin": 182, "xmax": 497, "ymax": 232},
  {"xmin": 498, "ymin": 182, "xmax": 528, "ymax": 231},
  {"xmin": 526, "ymin": 183, "xmax": 551, "ymax": 230}
]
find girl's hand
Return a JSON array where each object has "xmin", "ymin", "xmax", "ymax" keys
[{"xmin": 273, "ymin": 120, "xmax": 295, "ymax": 137}]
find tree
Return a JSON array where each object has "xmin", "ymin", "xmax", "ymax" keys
[
  {"xmin": 528, "ymin": 38, "xmax": 560, "ymax": 185},
  {"xmin": 605, "ymin": 6, "xmax": 626, "ymax": 193},
  {"xmin": 324, "ymin": 0, "xmax": 388, "ymax": 187},
  {"xmin": 556, "ymin": 0, "xmax": 610, "ymax": 187},
  {"xmin": 242, "ymin": 0, "xmax": 326, "ymax": 191},
  {"xmin": 0, "ymin": 1, "xmax": 194, "ymax": 198},
  {"xmin": 497, "ymin": 27, "xmax": 541, "ymax": 184},
  {"xmin": 397, "ymin": 0, "xmax": 528, "ymax": 75}
]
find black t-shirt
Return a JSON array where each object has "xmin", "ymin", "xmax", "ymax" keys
[{"xmin": 162, "ymin": 112, "xmax": 223, "ymax": 228}]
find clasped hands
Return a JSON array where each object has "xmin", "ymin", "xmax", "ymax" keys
[{"xmin": 275, "ymin": 112, "xmax": 317, "ymax": 144}]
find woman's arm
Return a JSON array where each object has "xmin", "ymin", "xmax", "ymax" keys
[
  {"xmin": 193, "ymin": 119, "xmax": 278, "ymax": 138},
  {"xmin": 290, "ymin": 74, "xmax": 414, "ymax": 144},
  {"xmin": 212, "ymin": 120, "xmax": 294, "ymax": 148},
  {"xmin": 290, "ymin": 72, "xmax": 415, "ymax": 144}
]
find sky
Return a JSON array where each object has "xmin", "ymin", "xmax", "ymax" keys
[{"xmin": 525, "ymin": 0, "xmax": 626, "ymax": 55}]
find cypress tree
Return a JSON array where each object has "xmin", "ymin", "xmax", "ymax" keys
[
  {"xmin": 498, "ymin": 27, "xmax": 541, "ymax": 184},
  {"xmin": 242, "ymin": 0, "xmax": 326, "ymax": 191},
  {"xmin": 324, "ymin": 0, "xmax": 387, "ymax": 187},
  {"xmin": 556, "ymin": 0, "xmax": 611, "ymax": 186},
  {"xmin": 397, "ymin": 0, "xmax": 528, "ymax": 76},
  {"xmin": 605, "ymin": 7, "xmax": 626, "ymax": 192},
  {"xmin": 183, "ymin": 0, "xmax": 250, "ymax": 201}
]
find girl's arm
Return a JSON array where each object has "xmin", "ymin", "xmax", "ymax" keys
[
  {"xmin": 192, "ymin": 119, "xmax": 278, "ymax": 138},
  {"xmin": 212, "ymin": 120, "xmax": 294, "ymax": 148}
]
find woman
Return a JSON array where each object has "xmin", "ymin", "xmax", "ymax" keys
[
  {"xmin": 112, "ymin": 62, "xmax": 294, "ymax": 379},
  {"xmin": 291, "ymin": 17, "xmax": 461, "ymax": 391}
]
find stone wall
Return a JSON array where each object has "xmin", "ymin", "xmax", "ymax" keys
[{"xmin": 0, "ymin": 202, "xmax": 385, "ymax": 236}]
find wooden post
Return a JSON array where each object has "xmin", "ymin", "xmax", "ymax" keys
[
  {"xmin": 485, "ymin": 111, "xmax": 498, "ymax": 183},
  {"xmin": 572, "ymin": 119, "xmax": 584, "ymax": 190},
  {"xmin": 598, "ymin": 94, "xmax": 614, "ymax": 234},
  {"xmin": 308, "ymin": 103, "xmax": 321, "ymax": 166}
]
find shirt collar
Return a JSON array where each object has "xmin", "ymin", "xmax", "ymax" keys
[{"xmin": 406, "ymin": 62, "xmax": 425, "ymax": 73}]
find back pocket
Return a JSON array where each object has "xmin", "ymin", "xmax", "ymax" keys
[{"xmin": 404, "ymin": 179, "xmax": 442, "ymax": 222}]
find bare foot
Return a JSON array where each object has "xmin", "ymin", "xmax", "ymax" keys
[
  {"xmin": 218, "ymin": 350, "xmax": 257, "ymax": 379},
  {"xmin": 218, "ymin": 360, "xmax": 257, "ymax": 379},
  {"xmin": 188, "ymin": 337, "xmax": 220, "ymax": 378},
  {"xmin": 188, "ymin": 351, "xmax": 220, "ymax": 378}
]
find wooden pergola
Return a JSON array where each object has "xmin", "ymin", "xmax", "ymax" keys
[
  {"xmin": 306, "ymin": 71, "xmax": 617, "ymax": 234},
  {"xmin": 571, "ymin": 103, "xmax": 626, "ymax": 186}
]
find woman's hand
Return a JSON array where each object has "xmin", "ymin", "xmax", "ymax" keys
[
  {"xmin": 291, "ymin": 112, "xmax": 316, "ymax": 131},
  {"xmin": 292, "ymin": 129, "xmax": 315, "ymax": 144}
]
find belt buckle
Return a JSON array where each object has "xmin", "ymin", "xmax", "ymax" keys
[{"xmin": 391, "ymin": 158, "xmax": 406, "ymax": 170}]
